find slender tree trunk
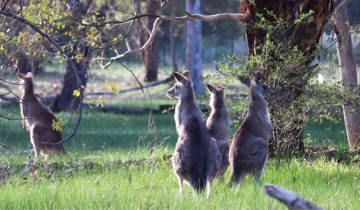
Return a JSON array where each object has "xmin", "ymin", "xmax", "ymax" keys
[
  {"xmin": 185, "ymin": 0, "xmax": 204, "ymax": 95},
  {"xmin": 169, "ymin": 6, "xmax": 178, "ymax": 72},
  {"xmin": 231, "ymin": 32, "xmax": 235, "ymax": 55},
  {"xmin": 333, "ymin": 6, "xmax": 360, "ymax": 149},
  {"xmin": 143, "ymin": 0, "xmax": 158, "ymax": 82},
  {"xmin": 133, "ymin": 0, "xmax": 143, "ymax": 48}
]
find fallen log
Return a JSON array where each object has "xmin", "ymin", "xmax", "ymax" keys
[
  {"xmin": 99, "ymin": 104, "xmax": 210, "ymax": 115},
  {"xmin": 263, "ymin": 183, "xmax": 322, "ymax": 210},
  {"xmin": 0, "ymin": 76, "xmax": 174, "ymax": 104}
]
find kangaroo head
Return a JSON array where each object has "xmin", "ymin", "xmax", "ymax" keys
[
  {"xmin": 167, "ymin": 70, "xmax": 192, "ymax": 99},
  {"xmin": 207, "ymin": 84, "xmax": 225, "ymax": 104},
  {"xmin": 16, "ymin": 72, "xmax": 34, "ymax": 93},
  {"xmin": 251, "ymin": 74, "xmax": 273, "ymax": 97}
]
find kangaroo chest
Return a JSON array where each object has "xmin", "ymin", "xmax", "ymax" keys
[{"xmin": 257, "ymin": 107, "xmax": 273, "ymax": 130}]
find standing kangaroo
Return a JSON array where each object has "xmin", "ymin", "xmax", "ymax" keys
[
  {"xmin": 167, "ymin": 70, "xmax": 221, "ymax": 197},
  {"xmin": 227, "ymin": 75, "xmax": 273, "ymax": 185},
  {"xmin": 206, "ymin": 84, "xmax": 230, "ymax": 182},
  {"xmin": 17, "ymin": 72, "xmax": 66, "ymax": 159}
]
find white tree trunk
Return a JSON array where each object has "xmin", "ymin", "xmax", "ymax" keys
[
  {"xmin": 185, "ymin": 0, "xmax": 204, "ymax": 95},
  {"xmin": 333, "ymin": 6, "xmax": 360, "ymax": 149}
]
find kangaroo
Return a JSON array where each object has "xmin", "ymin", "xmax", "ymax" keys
[
  {"xmin": 167, "ymin": 70, "xmax": 221, "ymax": 197},
  {"xmin": 227, "ymin": 74, "xmax": 273, "ymax": 185},
  {"xmin": 206, "ymin": 84, "xmax": 231, "ymax": 182},
  {"xmin": 17, "ymin": 72, "xmax": 66, "ymax": 159}
]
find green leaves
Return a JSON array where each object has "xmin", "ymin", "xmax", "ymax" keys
[
  {"xmin": 52, "ymin": 118, "xmax": 63, "ymax": 132},
  {"xmin": 92, "ymin": 96, "xmax": 105, "ymax": 108},
  {"xmin": 73, "ymin": 89, "xmax": 81, "ymax": 97},
  {"xmin": 106, "ymin": 82, "xmax": 119, "ymax": 94}
]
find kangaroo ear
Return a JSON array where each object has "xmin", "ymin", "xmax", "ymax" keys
[
  {"xmin": 206, "ymin": 84, "xmax": 216, "ymax": 93},
  {"xmin": 182, "ymin": 70, "xmax": 191, "ymax": 79},
  {"xmin": 216, "ymin": 85, "xmax": 224, "ymax": 91},
  {"xmin": 26, "ymin": 72, "xmax": 34, "ymax": 79},
  {"xmin": 173, "ymin": 72, "xmax": 187, "ymax": 84},
  {"xmin": 16, "ymin": 72, "xmax": 27, "ymax": 80},
  {"xmin": 251, "ymin": 74, "xmax": 262, "ymax": 86}
]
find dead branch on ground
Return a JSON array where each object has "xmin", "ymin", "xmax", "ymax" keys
[{"xmin": 263, "ymin": 183, "xmax": 322, "ymax": 210}]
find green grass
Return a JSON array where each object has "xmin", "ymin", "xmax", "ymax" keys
[
  {"xmin": 0, "ymin": 158, "xmax": 359, "ymax": 209},
  {"xmin": 0, "ymin": 103, "xmax": 359, "ymax": 209}
]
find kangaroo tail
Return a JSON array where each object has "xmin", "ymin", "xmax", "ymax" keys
[
  {"xmin": 226, "ymin": 171, "xmax": 235, "ymax": 186},
  {"xmin": 226, "ymin": 170, "xmax": 245, "ymax": 187},
  {"xmin": 191, "ymin": 175, "xmax": 207, "ymax": 193}
]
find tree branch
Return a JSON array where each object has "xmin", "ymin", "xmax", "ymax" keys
[{"xmin": 0, "ymin": 11, "xmax": 83, "ymax": 146}]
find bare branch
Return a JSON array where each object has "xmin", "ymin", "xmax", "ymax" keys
[
  {"xmin": 1, "ymin": 0, "xmax": 10, "ymax": 10},
  {"xmin": 98, "ymin": 17, "xmax": 162, "ymax": 68},
  {"xmin": 161, "ymin": 1, "xmax": 191, "ymax": 16},
  {"xmin": 0, "ymin": 114, "xmax": 22, "ymax": 120},
  {"xmin": 0, "ymin": 11, "xmax": 83, "ymax": 146},
  {"xmin": 89, "ymin": 2, "xmax": 248, "ymax": 69},
  {"xmin": 119, "ymin": 62, "xmax": 144, "ymax": 93}
]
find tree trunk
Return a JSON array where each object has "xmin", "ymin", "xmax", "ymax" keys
[
  {"xmin": 133, "ymin": 0, "xmax": 143, "ymax": 48},
  {"xmin": 240, "ymin": 0, "xmax": 333, "ymax": 155},
  {"xmin": 143, "ymin": 0, "xmax": 158, "ymax": 82},
  {"xmin": 333, "ymin": 6, "xmax": 360, "ymax": 149},
  {"xmin": 169, "ymin": 6, "xmax": 178, "ymax": 72},
  {"xmin": 185, "ymin": 0, "xmax": 204, "ymax": 95},
  {"xmin": 51, "ymin": 57, "xmax": 88, "ymax": 113}
]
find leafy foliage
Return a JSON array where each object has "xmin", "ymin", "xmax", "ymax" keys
[
  {"xmin": 217, "ymin": 10, "xmax": 360, "ymax": 155},
  {"xmin": 52, "ymin": 118, "xmax": 63, "ymax": 132}
]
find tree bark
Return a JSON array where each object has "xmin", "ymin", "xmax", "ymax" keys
[
  {"xmin": 333, "ymin": 6, "xmax": 360, "ymax": 149},
  {"xmin": 240, "ymin": 0, "xmax": 333, "ymax": 155},
  {"xmin": 51, "ymin": 57, "xmax": 88, "ymax": 113},
  {"xmin": 169, "ymin": 6, "xmax": 178, "ymax": 72},
  {"xmin": 143, "ymin": 0, "xmax": 158, "ymax": 82},
  {"xmin": 185, "ymin": 0, "xmax": 204, "ymax": 95}
]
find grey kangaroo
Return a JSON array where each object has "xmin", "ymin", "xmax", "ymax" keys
[
  {"xmin": 17, "ymin": 72, "xmax": 66, "ymax": 159},
  {"xmin": 227, "ymin": 74, "xmax": 273, "ymax": 185},
  {"xmin": 206, "ymin": 84, "xmax": 230, "ymax": 182},
  {"xmin": 167, "ymin": 70, "xmax": 221, "ymax": 197}
]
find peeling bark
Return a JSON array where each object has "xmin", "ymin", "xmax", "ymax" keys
[{"xmin": 333, "ymin": 6, "xmax": 360, "ymax": 149}]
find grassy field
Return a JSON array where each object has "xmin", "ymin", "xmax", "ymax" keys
[
  {"xmin": 0, "ymin": 63, "xmax": 358, "ymax": 209},
  {"xmin": 0, "ymin": 102, "xmax": 359, "ymax": 209}
]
